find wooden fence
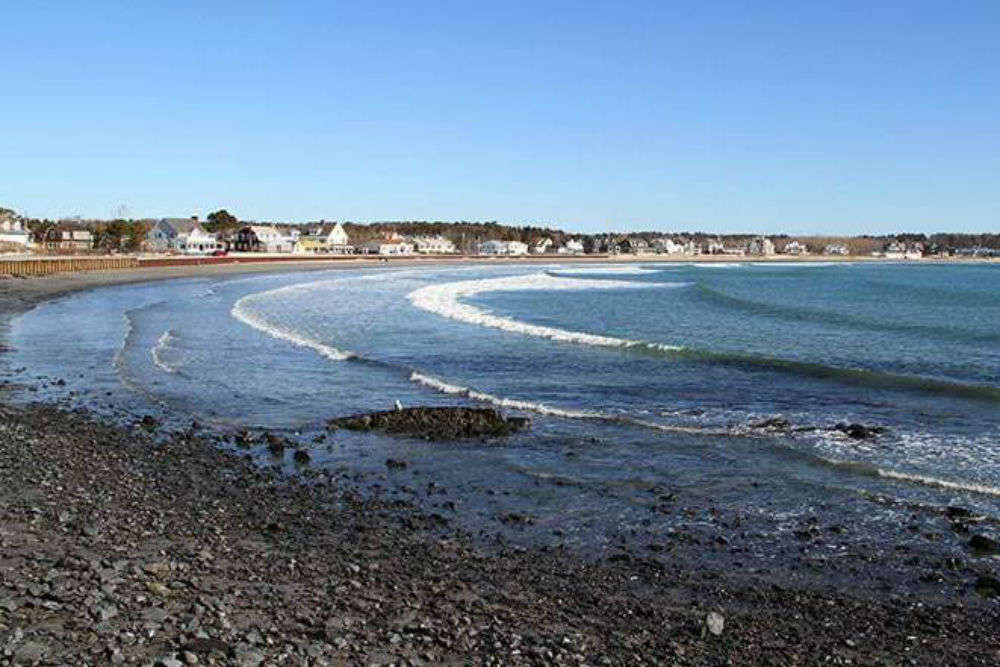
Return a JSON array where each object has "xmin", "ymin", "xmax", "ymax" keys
[{"xmin": 0, "ymin": 256, "xmax": 139, "ymax": 277}]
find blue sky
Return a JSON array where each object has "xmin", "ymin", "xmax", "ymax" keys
[{"xmin": 2, "ymin": 1, "xmax": 998, "ymax": 234}]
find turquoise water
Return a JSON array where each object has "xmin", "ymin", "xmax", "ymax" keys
[{"xmin": 6, "ymin": 261, "xmax": 1000, "ymax": 566}]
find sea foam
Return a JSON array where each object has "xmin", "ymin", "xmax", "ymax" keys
[
  {"xmin": 407, "ymin": 272, "xmax": 689, "ymax": 352},
  {"xmin": 151, "ymin": 330, "xmax": 179, "ymax": 373}
]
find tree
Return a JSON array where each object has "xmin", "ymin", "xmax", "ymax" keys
[{"xmin": 205, "ymin": 209, "xmax": 239, "ymax": 235}]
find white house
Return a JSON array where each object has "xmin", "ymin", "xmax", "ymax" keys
[
  {"xmin": 0, "ymin": 210, "xmax": 32, "ymax": 249},
  {"xmin": 746, "ymin": 236, "xmax": 775, "ymax": 256},
  {"xmin": 557, "ymin": 238, "xmax": 585, "ymax": 255},
  {"xmin": 880, "ymin": 241, "xmax": 923, "ymax": 260},
  {"xmin": 823, "ymin": 243, "xmax": 849, "ymax": 256},
  {"xmin": 652, "ymin": 237, "xmax": 685, "ymax": 254},
  {"xmin": 410, "ymin": 235, "xmax": 456, "ymax": 254},
  {"xmin": 783, "ymin": 241, "xmax": 809, "ymax": 255},
  {"xmin": 530, "ymin": 238, "xmax": 553, "ymax": 254},
  {"xmin": 478, "ymin": 239, "xmax": 528, "ymax": 255},
  {"xmin": 147, "ymin": 218, "xmax": 221, "ymax": 254},
  {"xmin": 359, "ymin": 234, "xmax": 414, "ymax": 255}
]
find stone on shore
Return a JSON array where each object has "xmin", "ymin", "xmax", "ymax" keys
[{"xmin": 327, "ymin": 406, "xmax": 528, "ymax": 440}]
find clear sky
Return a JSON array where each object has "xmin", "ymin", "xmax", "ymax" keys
[{"xmin": 2, "ymin": 1, "xmax": 998, "ymax": 234}]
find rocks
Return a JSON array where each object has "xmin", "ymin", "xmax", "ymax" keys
[
  {"xmin": 264, "ymin": 432, "xmax": 287, "ymax": 456},
  {"xmin": 293, "ymin": 449, "xmax": 310, "ymax": 464},
  {"xmin": 327, "ymin": 406, "xmax": 528, "ymax": 440},
  {"xmin": 705, "ymin": 611, "xmax": 725, "ymax": 636},
  {"xmin": 751, "ymin": 417, "xmax": 791, "ymax": 430},
  {"xmin": 975, "ymin": 575, "xmax": 1000, "ymax": 598},
  {"xmin": 969, "ymin": 534, "xmax": 999, "ymax": 556},
  {"xmin": 385, "ymin": 458, "xmax": 408, "ymax": 469},
  {"xmin": 139, "ymin": 414, "xmax": 159, "ymax": 430},
  {"xmin": 833, "ymin": 423, "xmax": 887, "ymax": 440},
  {"xmin": 0, "ymin": 398, "xmax": 998, "ymax": 665}
]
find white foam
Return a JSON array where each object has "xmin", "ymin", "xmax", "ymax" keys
[
  {"xmin": 231, "ymin": 294, "xmax": 354, "ymax": 361},
  {"xmin": 409, "ymin": 371, "xmax": 602, "ymax": 419},
  {"xmin": 875, "ymin": 468, "xmax": 1000, "ymax": 498},
  {"xmin": 692, "ymin": 263, "xmax": 744, "ymax": 268},
  {"xmin": 410, "ymin": 371, "xmax": 733, "ymax": 435},
  {"xmin": 151, "ymin": 330, "xmax": 179, "ymax": 373},
  {"xmin": 408, "ymin": 273, "xmax": 688, "ymax": 352}
]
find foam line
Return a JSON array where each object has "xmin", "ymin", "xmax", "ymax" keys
[
  {"xmin": 151, "ymin": 330, "xmax": 178, "ymax": 373},
  {"xmin": 231, "ymin": 295, "xmax": 354, "ymax": 361},
  {"xmin": 408, "ymin": 273, "xmax": 688, "ymax": 351}
]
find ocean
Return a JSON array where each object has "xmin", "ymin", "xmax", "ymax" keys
[{"xmin": 7, "ymin": 261, "xmax": 1000, "ymax": 573}]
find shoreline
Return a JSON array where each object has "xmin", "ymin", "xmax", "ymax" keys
[{"xmin": 2, "ymin": 260, "xmax": 999, "ymax": 663}]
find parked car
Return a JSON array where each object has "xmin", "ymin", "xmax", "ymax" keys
[{"xmin": 211, "ymin": 249, "xmax": 228, "ymax": 257}]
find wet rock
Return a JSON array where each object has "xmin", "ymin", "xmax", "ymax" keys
[
  {"xmin": 834, "ymin": 422, "xmax": 887, "ymax": 440},
  {"xmin": 752, "ymin": 417, "xmax": 791, "ymax": 430},
  {"xmin": 293, "ymin": 449, "xmax": 310, "ymax": 464},
  {"xmin": 328, "ymin": 406, "xmax": 527, "ymax": 440},
  {"xmin": 498, "ymin": 512, "xmax": 535, "ymax": 525},
  {"xmin": 265, "ymin": 433, "xmax": 286, "ymax": 456},
  {"xmin": 975, "ymin": 575, "xmax": 1000, "ymax": 598},
  {"xmin": 385, "ymin": 458, "xmax": 408, "ymax": 469},
  {"xmin": 140, "ymin": 415, "xmax": 159, "ymax": 429},
  {"xmin": 14, "ymin": 641, "xmax": 48, "ymax": 663},
  {"xmin": 969, "ymin": 534, "xmax": 999, "ymax": 555},
  {"xmin": 946, "ymin": 506, "xmax": 973, "ymax": 519}
]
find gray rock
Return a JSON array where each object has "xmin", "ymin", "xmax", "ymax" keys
[
  {"xmin": 155, "ymin": 657, "xmax": 184, "ymax": 667},
  {"xmin": 706, "ymin": 611, "xmax": 725, "ymax": 636},
  {"xmin": 13, "ymin": 641, "xmax": 48, "ymax": 663}
]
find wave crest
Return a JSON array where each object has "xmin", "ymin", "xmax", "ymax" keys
[{"xmin": 408, "ymin": 273, "xmax": 689, "ymax": 351}]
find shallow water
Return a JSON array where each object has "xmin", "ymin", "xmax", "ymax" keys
[{"xmin": 6, "ymin": 261, "xmax": 1000, "ymax": 567}]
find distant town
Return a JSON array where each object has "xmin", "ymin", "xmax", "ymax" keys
[{"xmin": 1, "ymin": 206, "xmax": 998, "ymax": 259}]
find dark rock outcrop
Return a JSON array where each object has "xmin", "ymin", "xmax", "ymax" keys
[
  {"xmin": 969, "ymin": 534, "xmax": 999, "ymax": 556},
  {"xmin": 834, "ymin": 422, "xmax": 887, "ymax": 440},
  {"xmin": 327, "ymin": 406, "xmax": 527, "ymax": 441}
]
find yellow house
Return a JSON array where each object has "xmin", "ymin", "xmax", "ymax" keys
[{"xmin": 298, "ymin": 237, "xmax": 329, "ymax": 253}]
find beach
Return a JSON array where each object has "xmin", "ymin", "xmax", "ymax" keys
[{"xmin": 2, "ymin": 260, "xmax": 999, "ymax": 665}]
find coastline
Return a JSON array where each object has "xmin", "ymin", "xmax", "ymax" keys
[{"xmin": 2, "ymin": 260, "xmax": 999, "ymax": 664}]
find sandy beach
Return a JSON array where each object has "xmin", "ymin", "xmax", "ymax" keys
[{"xmin": 1, "ymin": 260, "xmax": 999, "ymax": 665}]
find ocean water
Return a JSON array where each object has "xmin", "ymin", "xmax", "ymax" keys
[{"xmin": 6, "ymin": 261, "xmax": 1000, "ymax": 568}]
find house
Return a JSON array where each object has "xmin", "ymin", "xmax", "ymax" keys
[
  {"xmin": 147, "ymin": 218, "xmax": 222, "ymax": 254},
  {"xmin": 410, "ymin": 235, "xmax": 456, "ymax": 254},
  {"xmin": 823, "ymin": 243, "xmax": 849, "ymax": 256},
  {"xmin": 44, "ymin": 225, "xmax": 94, "ymax": 252},
  {"xmin": 746, "ymin": 236, "xmax": 775, "ymax": 256},
  {"xmin": 704, "ymin": 237, "xmax": 726, "ymax": 255},
  {"xmin": 620, "ymin": 237, "xmax": 651, "ymax": 254},
  {"xmin": 359, "ymin": 233, "xmax": 414, "ymax": 255},
  {"xmin": 0, "ymin": 211, "xmax": 32, "ymax": 249},
  {"xmin": 234, "ymin": 225, "xmax": 295, "ymax": 253},
  {"xmin": 557, "ymin": 238, "xmax": 585, "ymax": 255},
  {"xmin": 530, "ymin": 238, "xmax": 553, "ymax": 254},
  {"xmin": 651, "ymin": 237, "xmax": 685, "ymax": 254},
  {"xmin": 782, "ymin": 241, "xmax": 809, "ymax": 255},
  {"xmin": 478, "ymin": 239, "xmax": 528, "ymax": 255},
  {"xmin": 299, "ymin": 222, "xmax": 353, "ymax": 254}
]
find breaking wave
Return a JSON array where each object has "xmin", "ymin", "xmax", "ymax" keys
[
  {"xmin": 231, "ymin": 291, "xmax": 354, "ymax": 361},
  {"xmin": 409, "ymin": 371, "xmax": 729, "ymax": 435},
  {"xmin": 408, "ymin": 273, "xmax": 689, "ymax": 352}
]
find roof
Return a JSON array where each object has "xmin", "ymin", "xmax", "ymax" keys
[{"xmin": 160, "ymin": 218, "xmax": 203, "ymax": 234}]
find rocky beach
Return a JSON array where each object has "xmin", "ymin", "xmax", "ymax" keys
[{"xmin": 2, "ymin": 265, "xmax": 999, "ymax": 666}]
